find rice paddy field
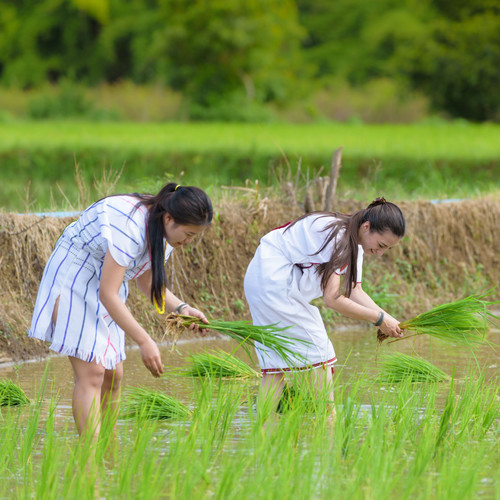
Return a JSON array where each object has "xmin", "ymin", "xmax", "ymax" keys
[
  {"xmin": 0, "ymin": 326, "xmax": 498, "ymax": 500},
  {"xmin": 1, "ymin": 120, "xmax": 500, "ymax": 212},
  {"xmin": 1, "ymin": 119, "xmax": 499, "ymax": 498}
]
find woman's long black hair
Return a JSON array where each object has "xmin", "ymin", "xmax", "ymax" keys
[
  {"xmin": 134, "ymin": 183, "xmax": 213, "ymax": 308},
  {"xmin": 286, "ymin": 198, "xmax": 405, "ymax": 297}
]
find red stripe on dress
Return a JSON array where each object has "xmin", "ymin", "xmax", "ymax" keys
[
  {"xmin": 103, "ymin": 334, "xmax": 118, "ymax": 358},
  {"xmin": 131, "ymin": 260, "xmax": 150, "ymax": 280},
  {"xmin": 123, "ymin": 196, "xmax": 146, "ymax": 214},
  {"xmin": 273, "ymin": 221, "xmax": 292, "ymax": 230},
  {"xmin": 261, "ymin": 356, "xmax": 337, "ymax": 375},
  {"xmin": 297, "ymin": 262, "xmax": 320, "ymax": 269}
]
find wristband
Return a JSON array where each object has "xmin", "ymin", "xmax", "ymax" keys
[
  {"xmin": 175, "ymin": 302, "xmax": 189, "ymax": 314},
  {"xmin": 374, "ymin": 311, "xmax": 384, "ymax": 327}
]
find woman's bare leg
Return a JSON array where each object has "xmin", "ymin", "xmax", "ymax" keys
[
  {"xmin": 52, "ymin": 296, "xmax": 60, "ymax": 324},
  {"xmin": 101, "ymin": 362, "xmax": 123, "ymax": 427},
  {"xmin": 100, "ymin": 363, "xmax": 123, "ymax": 464},
  {"xmin": 69, "ymin": 356, "xmax": 106, "ymax": 438},
  {"xmin": 55, "ymin": 296, "xmax": 119, "ymax": 438},
  {"xmin": 258, "ymin": 372, "xmax": 286, "ymax": 419},
  {"xmin": 307, "ymin": 366, "xmax": 336, "ymax": 421}
]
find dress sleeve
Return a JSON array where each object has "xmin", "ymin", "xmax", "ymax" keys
[
  {"xmin": 98, "ymin": 197, "xmax": 148, "ymax": 268},
  {"xmin": 356, "ymin": 246, "xmax": 364, "ymax": 283},
  {"xmin": 335, "ymin": 246, "xmax": 364, "ymax": 281},
  {"xmin": 165, "ymin": 244, "xmax": 174, "ymax": 262}
]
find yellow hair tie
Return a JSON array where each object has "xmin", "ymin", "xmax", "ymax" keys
[
  {"xmin": 154, "ymin": 294, "xmax": 165, "ymax": 315},
  {"xmin": 175, "ymin": 184, "xmax": 181, "ymax": 191}
]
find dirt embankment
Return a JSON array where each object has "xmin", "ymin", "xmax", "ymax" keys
[{"xmin": 1, "ymin": 193, "xmax": 499, "ymax": 364}]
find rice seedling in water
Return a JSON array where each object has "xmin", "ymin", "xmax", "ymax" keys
[
  {"xmin": 377, "ymin": 292, "xmax": 500, "ymax": 347},
  {"xmin": 120, "ymin": 386, "xmax": 192, "ymax": 421},
  {"xmin": 378, "ymin": 352, "xmax": 450, "ymax": 383},
  {"xmin": 0, "ymin": 379, "xmax": 29, "ymax": 406},
  {"xmin": 179, "ymin": 349, "xmax": 261, "ymax": 379},
  {"xmin": 276, "ymin": 383, "xmax": 299, "ymax": 413},
  {"xmin": 163, "ymin": 313, "xmax": 310, "ymax": 364}
]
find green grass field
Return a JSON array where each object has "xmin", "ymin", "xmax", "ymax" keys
[
  {"xmin": 1, "ymin": 365, "xmax": 498, "ymax": 499},
  {"xmin": 1, "ymin": 120, "xmax": 499, "ymax": 212}
]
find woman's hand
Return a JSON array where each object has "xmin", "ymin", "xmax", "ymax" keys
[
  {"xmin": 138, "ymin": 336, "xmax": 164, "ymax": 377},
  {"xmin": 378, "ymin": 313, "xmax": 403, "ymax": 338},
  {"xmin": 182, "ymin": 305, "xmax": 209, "ymax": 334}
]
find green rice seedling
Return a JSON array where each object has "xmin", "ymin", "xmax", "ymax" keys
[
  {"xmin": 164, "ymin": 313, "xmax": 310, "ymax": 365},
  {"xmin": 0, "ymin": 379, "xmax": 30, "ymax": 406},
  {"xmin": 120, "ymin": 386, "xmax": 192, "ymax": 421},
  {"xmin": 378, "ymin": 352, "xmax": 450, "ymax": 383},
  {"xmin": 179, "ymin": 349, "xmax": 261, "ymax": 379},
  {"xmin": 276, "ymin": 383, "xmax": 299, "ymax": 414},
  {"xmin": 378, "ymin": 292, "xmax": 500, "ymax": 347}
]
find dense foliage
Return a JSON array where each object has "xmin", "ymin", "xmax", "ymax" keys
[{"xmin": 0, "ymin": 0, "xmax": 499, "ymax": 120}]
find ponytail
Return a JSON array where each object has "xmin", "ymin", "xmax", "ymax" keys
[{"xmin": 134, "ymin": 183, "xmax": 213, "ymax": 308}]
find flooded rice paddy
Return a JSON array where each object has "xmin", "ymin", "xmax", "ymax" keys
[
  {"xmin": 0, "ymin": 326, "xmax": 499, "ymax": 500},
  {"xmin": 3, "ymin": 326, "xmax": 499, "ymax": 415}
]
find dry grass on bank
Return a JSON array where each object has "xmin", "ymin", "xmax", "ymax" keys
[{"xmin": 1, "ymin": 188, "xmax": 499, "ymax": 363}]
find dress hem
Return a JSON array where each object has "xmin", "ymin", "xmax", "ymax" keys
[
  {"xmin": 28, "ymin": 332, "xmax": 124, "ymax": 370},
  {"xmin": 261, "ymin": 356, "xmax": 337, "ymax": 375}
]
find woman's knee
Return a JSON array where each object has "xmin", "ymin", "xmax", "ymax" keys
[
  {"xmin": 70, "ymin": 357, "xmax": 106, "ymax": 389},
  {"xmin": 103, "ymin": 363, "xmax": 123, "ymax": 393}
]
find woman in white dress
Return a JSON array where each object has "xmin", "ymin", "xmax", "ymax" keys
[
  {"xmin": 244, "ymin": 198, "xmax": 405, "ymax": 414},
  {"xmin": 29, "ymin": 183, "xmax": 212, "ymax": 436}
]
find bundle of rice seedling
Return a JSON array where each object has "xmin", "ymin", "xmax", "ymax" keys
[
  {"xmin": 0, "ymin": 379, "xmax": 30, "ymax": 406},
  {"xmin": 163, "ymin": 313, "xmax": 309, "ymax": 364},
  {"xmin": 377, "ymin": 292, "xmax": 499, "ymax": 347},
  {"xmin": 120, "ymin": 386, "xmax": 192, "ymax": 421},
  {"xmin": 378, "ymin": 352, "xmax": 450, "ymax": 383},
  {"xmin": 276, "ymin": 383, "xmax": 299, "ymax": 414},
  {"xmin": 179, "ymin": 349, "xmax": 260, "ymax": 379}
]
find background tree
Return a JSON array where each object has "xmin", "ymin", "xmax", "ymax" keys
[
  {"xmin": 1, "ymin": 0, "xmax": 499, "ymax": 121},
  {"xmin": 403, "ymin": 2, "xmax": 500, "ymax": 121},
  {"xmin": 0, "ymin": 0, "xmax": 109, "ymax": 87},
  {"xmin": 148, "ymin": 0, "xmax": 305, "ymax": 117}
]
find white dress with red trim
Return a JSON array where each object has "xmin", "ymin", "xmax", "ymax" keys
[{"xmin": 244, "ymin": 215, "xmax": 364, "ymax": 374}]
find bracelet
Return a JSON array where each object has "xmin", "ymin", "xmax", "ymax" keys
[
  {"xmin": 175, "ymin": 302, "xmax": 189, "ymax": 314},
  {"xmin": 374, "ymin": 311, "xmax": 384, "ymax": 327}
]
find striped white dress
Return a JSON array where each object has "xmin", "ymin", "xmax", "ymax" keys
[
  {"xmin": 28, "ymin": 195, "xmax": 173, "ymax": 370},
  {"xmin": 244, "ymin": 215, "xmax": 364, "ymax": 374}
]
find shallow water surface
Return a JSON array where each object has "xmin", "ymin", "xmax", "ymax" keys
[{"xmin": 1, "ymin": 326, "xmax": 498, "ymax": 425}]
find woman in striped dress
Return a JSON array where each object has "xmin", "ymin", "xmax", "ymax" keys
[
  {"xmin": 244, "ymin": 198, "xmax": 406, "ymax": 416},
  {"xmin": 29, "ymin": 183, "xmax": 213, "ymax": 436}
]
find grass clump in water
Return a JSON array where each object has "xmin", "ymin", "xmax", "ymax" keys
[
  {"xmin": 378, "ymin": 292, "xmax": 500, "ymax": 347},
  {"xmin": 120, "ymin": 386, "xmax": 192, "ymax": 421},
  {"xmin": 179, "ymin": 349, "xmax": 261, "ymax": 379},
  {"xmin": 0, "ymin": 379, "xmax": 30, "ymax": 406},
  {"xmin": 378, "ymin": 352, "xmax": 450, "ymax": 383}
]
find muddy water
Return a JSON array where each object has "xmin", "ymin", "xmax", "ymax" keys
[{"xmin": 1, "ymin": 327, "xmax": 498, "ymax": 426}]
